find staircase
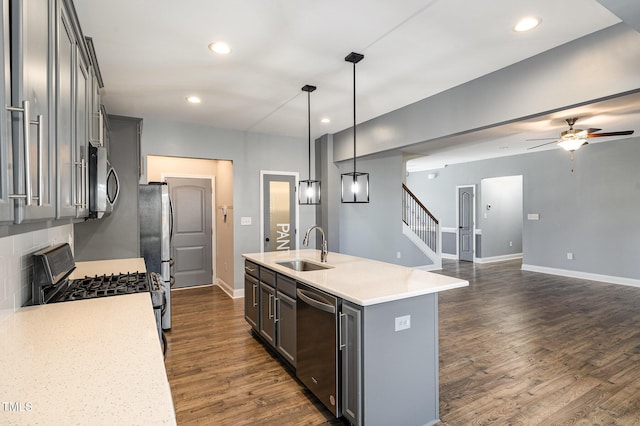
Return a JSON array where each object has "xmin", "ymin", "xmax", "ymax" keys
[{"xmin": 402, "ymin": 184, "xmax": 441, "ymax": 270}]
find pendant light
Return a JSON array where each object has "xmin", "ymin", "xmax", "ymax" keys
[
  {"xmin": 341, "ymin": 52, "xmax": 369, "ymax": 203},
  {"xmin": 299, "ymin": 85, "xmax": 321, "ymax": 205}
]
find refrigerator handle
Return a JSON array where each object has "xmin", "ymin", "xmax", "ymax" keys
[{"xmin": 169, "ymin": 198, "xmax": 174, "ymax": 242}]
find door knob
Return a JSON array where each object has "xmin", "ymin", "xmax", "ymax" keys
[{"xmin": 265, "ymin": 237, "xmax": 270, "ymax": 242}]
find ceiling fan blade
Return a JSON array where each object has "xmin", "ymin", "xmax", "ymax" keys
[
  {"xmin": 527, "ymin": 140, "xmax": 558, "ymax": 150},
  {"xmin": 586, "ymin": 128, "xmax": 602, "ymax": 134},
  {"xmin": 587, "ymin": 130, "xmax": 634, "ymax": 138},
  {"xmin": 525, "ymin": 137, "xmax": 556, "ymax": 142}
]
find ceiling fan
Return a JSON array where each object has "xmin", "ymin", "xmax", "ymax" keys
[{"xmin": 527, "ymin": 117, "xmax": 634, "ymax": 152}]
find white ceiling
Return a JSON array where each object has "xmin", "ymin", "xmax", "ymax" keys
[{"xmin": 73, "ymin": 0, "xmax": 634, "ymax": 169}]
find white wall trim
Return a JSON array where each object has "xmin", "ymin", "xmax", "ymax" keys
[
  {"xmin": 521, "ymin": 264, "xmax": 640, "ymax": 288},
  {"xmin": 216, "ymin": 278, "xmax": 244, "ymax": 299},
  {"xmin": 475, "ymin": 253, "xmax": 523, "ymax": 264},
  {"xmin": 441, "ymin": 227, "xmax": 457, "ymax": 233},
  {"xmin": 401, "ymin": 223, "xmax": 441, "ymax": 269},
  {"xmin": 441, "ymin": 253, "xmax": 458, "ymax": 260}
]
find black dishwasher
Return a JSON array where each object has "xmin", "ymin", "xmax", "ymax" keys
[{"xmin": 296, "ymin": 283, "xmax": 341, "ymax": 417}]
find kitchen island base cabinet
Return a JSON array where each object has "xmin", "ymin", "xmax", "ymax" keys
[{"xmin": 349, "ymin": 293, "xmax": 440, "ymax": 426}]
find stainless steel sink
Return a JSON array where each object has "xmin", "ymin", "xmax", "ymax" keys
[{"xmin": 276, "ymin": 259, "xmax": 333, "ymax": 272}]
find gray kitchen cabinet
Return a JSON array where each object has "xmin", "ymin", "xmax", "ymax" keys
[
  {"xmin": 55, "ymin": 0, "xmax": 89, "ymax": 219},
  {"xmin": 9, "ymin": 0, "xmax": 56, "ymax": 223},
  {"xmin": 259, "ymin": 281, "xmax": 276, "ymax": 346},
  {"xmin": 86, "ymin": 37, "xmax": 103, "ymax": 149},
  {"xmin": 74, "ymin": 42, "xmax": 89, "ymax": 218},
  {"xmin": 340, "ymin": 301, "xmax": 362, "ymax": 426},
  {"xmin": 244, "ymin": 261, "xmax": 259, "ymax": 330},
  {"xmin": 275, "ymin": 274, "xmax": 296, "ymax": 366},
  {"xmin": 246, "ymin": 265, "xmax": 297, "ymax": 367},
  {"xmin": 55, "ymin": 0, "xmax": 76, "ymax": 219},
  {"xmin": 0, "ymin": 0, "xmax": 13, "ymax": 223}
]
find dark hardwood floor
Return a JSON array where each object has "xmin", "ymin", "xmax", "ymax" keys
[{"xmin": 164, "ymin": 260, "xmax": 640, "ymax": 425}]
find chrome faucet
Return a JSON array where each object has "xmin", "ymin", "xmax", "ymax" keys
[{"xmin": 303, "ymin": 225, "xmax": 328, "ymax": 262}]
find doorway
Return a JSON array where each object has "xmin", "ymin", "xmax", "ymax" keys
[
  {"xmin": 260, "ymin": 172, "xmax": 299, "ymax": 252},
  {"xmin": 457, "ymin": 185, "xmax": 475, "ymax": 262},
  {"xmin": 165, "ymin": 176, "xmax": 215, "ymax": 288}
]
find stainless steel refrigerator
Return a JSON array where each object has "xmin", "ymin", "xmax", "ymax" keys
[{"xmin": 139, "ymin": 182, "xmax": 173, "ymax": 329}]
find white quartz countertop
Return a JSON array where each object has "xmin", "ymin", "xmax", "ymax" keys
[
  {"xmin": 69, "ymin": 257, "xmax": 147, "ymax": 279},
  {"xmin": 0, "ymin": 293, "xmax": 176, "ymax": 425},
  {"xmin": 243, "ymin": 249, "xmax": 468, "ymax": 306}
]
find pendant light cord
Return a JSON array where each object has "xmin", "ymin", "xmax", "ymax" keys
[
  {"xmin": 352, "ymin": 60, "xmax": 357, "ymax": 175},
  {"xmin": 307, "ymin": 90, "xmax": 311, "ymax": 180}
]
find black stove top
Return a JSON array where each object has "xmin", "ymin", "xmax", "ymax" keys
[{"xmin": 54, "ymin": 272, "xmax": 151, "ymax": 302}]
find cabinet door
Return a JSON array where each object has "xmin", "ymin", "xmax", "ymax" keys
[
  {"xmin": 259, "ymin": 282, "xmax": 276, "ymax": 346},
  {"xmin": 10, "ymin": 0, "xmax": 56, "ymax": 223},
  {"xmin": 244, "ymin": 274, "xmax": 259, "ymax": 330},
  {"xmin": 55, "ymin": 0, "xmax": 75, "ymax": 218},
  {"xmin": 276, "ymin": 291, "xmax": 296, "ymax": 366},
  {"xmin": 341, "ymin": 302, "xmax": 362, "ymax": 426},
  {"xmin": 74, "ymin": 44, "xmax": 89, "ymax": 217},
  {"xmin": 0, "ymin": 0, "xmax": 13, "ymax": 223},
  {"xmin": 88, "ymin": 67, "xmax": 101, "ymax": 146}
]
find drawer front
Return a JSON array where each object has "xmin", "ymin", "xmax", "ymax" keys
[
  {"xmin": 260, "ymin": 267, "xmax": 276, "ymax": 286},
  {"xmin": 244, "ymin": 260, "xmax": 259, "ymax": 279},
  {"xmin": 276, "ymin": 274, "xmax": 296, "ymax": 298}
]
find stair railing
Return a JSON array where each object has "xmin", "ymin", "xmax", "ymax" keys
[{"xmin": 402, "ymin": 184, "xmax": 439, "ymax": 253}]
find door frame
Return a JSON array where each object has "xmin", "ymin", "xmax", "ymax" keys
[
  {"xmin": 161, "ymin": 173, "xmax": 217, "ymax": 286},
  {"xmin": 259, "ymin": 170, "xmax": 300, "ymax": 253},
  {"xmin": 455, "ymin": 184, "xmax": 476, "ymax": 262}
]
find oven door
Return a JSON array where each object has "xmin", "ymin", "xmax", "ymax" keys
[{"xmin": 88, "ymin": 146, "xmax": 119, "ymax": 219}]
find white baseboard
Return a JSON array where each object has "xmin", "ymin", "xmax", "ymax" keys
[
  {"xmin": 475, "ymin": 253, "xmax": 523, "ymax": 264},
  {"xmin": 216, "ymin": 278, "xmax": 244, "ymax": 299},
  {"xmin": 441, "ymin": 253, "xmax": 457, "ymax": 260},
  {"xmin": 521, "ymin": 264, "xmax": 640, "ymax": 288}
]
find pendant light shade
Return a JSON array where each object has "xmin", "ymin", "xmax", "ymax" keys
[
  {"xmin": 341, "ymin": 52, "xmax": 369, "ymax": 203},
  {"xmin": 299, "ymin": 85, "xmax": 321, "ymax": 205}
]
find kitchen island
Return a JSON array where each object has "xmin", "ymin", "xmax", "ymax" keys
[
  {"xmin": 243, "ymin": 249, "xmax": 468, "ymax": 426},
  {"xmin": 0, "ymin": 293, "xmax": 175, "ymax": 425}
]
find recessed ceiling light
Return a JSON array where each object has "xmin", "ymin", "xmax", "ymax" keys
[
  {"xmin": 514, "ymin": 17, "xmax": 541, "ymax": 32},
  {"xmin": 186, "ymin": 96, "xmax": 201, "ymax": 104},
  {"xmin": 208, "ymin": 41, "xmax": 231, "ymax": 55},
  {"xmin": 320, "ymin": 117, "xmax": 331, "ymax": 124}
]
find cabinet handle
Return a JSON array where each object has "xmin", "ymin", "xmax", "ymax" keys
[
  {"xmin": 274, "ymin": 297, "xmax": 279, "ymax": 323},
  {"xmin": 339, "ymin": 312, "xmax": 347, "ymax": 351},
  {"xmin": 98, "ymin": 110, "xmax": 104, "ymax": 146},
  {"xmin": 252, "ymin": 284, "xmax": 258, "ymax": 307},
  {"xmin": 6, "ymin": 101, "xmax": 32, "ymax": 206},
  {"xmin": 35, "ymin": 114, "xmax": 43, "ymax": 206},
  {"xmin": 268, "ymin": 293, "xmax": 273, "ymax": 319},
  {"xmin": 74, "ymin": 160, "xmax": 82, "ymax": 207},
  {"xmin": 245, "ymin": 266, "xmax": 256, "ymax": 273},
  {"xmin": 82, "ymin": 158, "xmax": 87, "ymax": 208}
]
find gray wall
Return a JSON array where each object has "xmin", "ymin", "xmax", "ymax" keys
[
  {"xmin": 75, "ymin": 116, "xmax": 142, "ymax": 261},
  {"xmin": 139, "ymin": 118, "xmax": 316, "ymax": 291},
  {"xmin": 480, "ymin": 175, "xmax": 523, "ymax": 258},
  {"xmin": 407, "ymin": 136, "xmax": 640, "ymax": 280},
  {"xmin": 337, "ymin": 152, "xmax": 432, "ymax": 267}
]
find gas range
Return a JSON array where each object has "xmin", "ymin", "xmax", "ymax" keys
[
  {"xmin": 53, "ymin": 272, "xmax": 150, "ymax": 302},
  {"xmin": 31, "ymin": 243, "xmax": 166, "ymax": 351}
]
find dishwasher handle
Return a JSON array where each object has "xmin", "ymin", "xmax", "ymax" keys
[{"xmin": 297, "ymin": 288, "xmax": 336, "ymax": 314}]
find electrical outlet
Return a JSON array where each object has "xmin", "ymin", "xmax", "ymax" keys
[
  {"xmin": 567, "ymin": 252, "xmax": 573, "ymax": 260},
  {"xmin": 240, "ymin": 217, "xmax": 252, "ymax": 226},
  {"xmin": 509, "ymin": 241, "xmax": 513, "ymax": 247},
  {"xmin": 396, "ymin": 251, "xmax": 401, "ymax": 259},
  {"xmin": 395, "ymin": 315, "xmax": 411, "ymax": 332}
]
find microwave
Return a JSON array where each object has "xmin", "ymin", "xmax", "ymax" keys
[{"xmin": 88, "ymin": 146, "xmax": 119, "ymax": 219}]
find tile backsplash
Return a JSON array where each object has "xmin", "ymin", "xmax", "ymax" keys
[{"xmin": 0, "ymin": 224, "xmax": 73, "ymax": 324}]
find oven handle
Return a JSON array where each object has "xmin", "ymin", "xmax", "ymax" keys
[{"xmin": 297, "ymin": 288, "xmax": 336, "ymax": 314}]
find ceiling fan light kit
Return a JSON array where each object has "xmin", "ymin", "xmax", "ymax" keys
[
  {"xmin": 341, "ymin": 52, "xmax": 370, "ymax": 204},
  {"xmin": 299, "ymin": 84, "xmax": 321, "ymax": 205}
]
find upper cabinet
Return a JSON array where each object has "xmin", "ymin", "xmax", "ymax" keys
[
  {"xmin": 0, "ymin": 0, "xmax": 13, "ymax": 223},
  {"xmin": 1, "ymin": 0, "xmax": 102, "ymax": 225},
  {"xmin": 9, "ymin": 0, "xmax": 56, "ymax": 223},
  {"xmin": 56, "ymin": 0, "xmax": 90, "ymax": 219}
]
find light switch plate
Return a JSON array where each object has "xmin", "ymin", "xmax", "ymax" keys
[{"xmin": 240, "ymin": 217, "xmax": 252, "ymax": 226}]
